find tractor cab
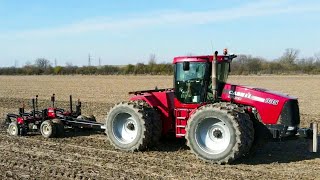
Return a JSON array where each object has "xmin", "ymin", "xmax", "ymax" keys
[{"xmin": 173, "ymin": 50, "xmax": 237, "ymax": 105}]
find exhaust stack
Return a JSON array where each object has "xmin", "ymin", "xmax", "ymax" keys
[{"xmin": 212, "ymin": 51, "xmax": 218, "ymax": 100}]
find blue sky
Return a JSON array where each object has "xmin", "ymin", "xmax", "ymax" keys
[{"xmin": 0, "ymin": 0, "xmax": 319, "ymax": 67}]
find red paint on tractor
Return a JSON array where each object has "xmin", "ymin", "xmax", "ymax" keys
[
  {"xmin": 130, "ymin": 90, "xmax": 175, "ymax": 135},
  {"xmin": 221, "ymin": 83, "xmax": 297, "ymax": 124},
  {"xmin": 173, "ymin": 98, "xmax": 202, "ymax": 137}
]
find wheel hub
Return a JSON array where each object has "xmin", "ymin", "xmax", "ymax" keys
[
  {"xmin": 42, "ymin": 124, "xmax": 50, "ymax": 135},
  {"xmin": 112, "ymin": 113, "xmax": 138, "ymax": 144},
  {"xmin": 126, "ymin": 122, "xmax": 135, "ymax": 131},
  {"xmin": 10, "ymin": 125, "xmax": 17, "ymax": 134},
  {"xmin": 195, "ymin": 118, "xmax": 231, "ymax": 155},
  {"xmin": 212, "ymin": 129, "xmax": 223, "ymax": 139}
]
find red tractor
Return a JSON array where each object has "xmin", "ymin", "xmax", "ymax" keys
[{"xmin": 105, "ymin": 50, "xmax": 310, "ymax": 164}]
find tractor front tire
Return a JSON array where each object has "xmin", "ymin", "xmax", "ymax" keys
[
  {"xmin": 7, "ymin": 122, "xmax": 19, "ymax": 136},
  {"xmin": 106, "ymin": 101, "xmax": 153, "ymax": 151},
  {"xmin": 186, "ymin": 103, "xmax": 254, "ymax": 164},
  {"xmin": 40, "ymin": 120, "xmax": 56, "ymax": 138}
]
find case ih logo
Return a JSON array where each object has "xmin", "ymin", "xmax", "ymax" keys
[
  {"xmin": 229, "ymin": 90, "xmax": 252, "ymax": 99},
  {"xmin": 228, "ymin": 90, "xmax": 279, "ymax": 105}
]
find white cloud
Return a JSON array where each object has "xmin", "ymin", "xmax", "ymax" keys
[{"xmin": 1, "ymin": 0, "xmax": 320, "ymax": 38}]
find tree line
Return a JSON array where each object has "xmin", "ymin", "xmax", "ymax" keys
[
  {"xmin": 231, "ymin": 49, "xmax": 320, "ymax": 75},
  {"xmin": 0, "ymin": 58, "xmax": 174, "ymax": 75},
  {"xmin": 1, "ymin": 49, "xmax": 320, "ymax": 75}
]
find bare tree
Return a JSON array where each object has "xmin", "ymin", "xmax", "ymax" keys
[
  {"xmin": 315, "ymin": 52, "xmax": 320, "ymax": 61},
  {"xmin": 65, "ymin": 62, "xmax": 74, "ymax": 67},
  {"xmin": 314, "ymin": 52, "xmax": 320, "ymax": 66},
  {"xmin": 24, "ymin": 61, "xmax": 32, "ymax": 67},
  {"xmin": 14, "ymin": 60, "xmax": 19, "ymax": 68},
  {"xmin": 35, "ymin": 58, "xmax": 51, "ymax": 69},
  {"xmin": 148, "ymin": 53, "xmax": 156, "ymax": 65},
  {"xmin": 279, "ymin": 48, "xmax": 300, "ymax": 65}
]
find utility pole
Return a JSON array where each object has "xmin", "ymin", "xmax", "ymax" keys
[
  {"xmin": 99, "ymin": 57, "xmax": 101, "ymax": 67},
  {"xmin": 14, "ymin": 60, "xmax": 18, "ymax": 68},
  {"xmin": 88, "ymin": 54, "xmax": 92, "ymax": 66}
]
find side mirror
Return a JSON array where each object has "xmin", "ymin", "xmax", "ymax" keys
[
  {"xmin": 183, "ymin": 61, "xmax": 190, "ymax": 71},
  {"xmin": 229, "ymin": 54, "xmax": 237, "ymax": 59}
]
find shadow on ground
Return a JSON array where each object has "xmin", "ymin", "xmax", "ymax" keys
[
  {"xmin": 43, "ymin": 127, "xmax": 105, "ymax": 138},
  {"xmin": 150, "ymin": 137, "xmax": 189, "ymax": 152},
  {"xmin": 151, "ymin": 136, "xmax": 320, "ymax": 165},
  {"xmin": 238, "ymin": 138, "xmax": 320, "ymax": 165}
]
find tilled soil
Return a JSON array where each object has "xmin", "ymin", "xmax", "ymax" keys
[
  {"xmin": 1, "ymin": 120, "xmax": 320, "ymax": 180},
  {"xmin": 0, "ymin": 75, "xmax": 320, "ymax": 179}
]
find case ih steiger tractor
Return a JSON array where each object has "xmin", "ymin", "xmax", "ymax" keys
[
  {"xmin": 105, "ymin": 50, "xmax": 313, "ymax": 164},
  {"xmin": 5, "ymin": 50, "xmax": 314, "ymax": 164}
]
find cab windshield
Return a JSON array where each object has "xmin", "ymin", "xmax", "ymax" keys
[{"xmin": 175, "ymin": 62, "xmax": 208, "ymax": 103}]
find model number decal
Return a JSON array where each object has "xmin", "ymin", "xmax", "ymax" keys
[{"xmin": 264, "ymin": 98, "xmax": 279, "ymax": 105}]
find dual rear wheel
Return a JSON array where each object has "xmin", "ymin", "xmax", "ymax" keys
[
  {"xmin": 105, "ymin": 101, "xmax": 161, "ymax": 151},
  {"xmin": 186, "ymin": 103, "xmax": 254, "ymax": 164},
  {"xmin": 40, "ymin": 119, "xmax": 65, "ymax": 138}
]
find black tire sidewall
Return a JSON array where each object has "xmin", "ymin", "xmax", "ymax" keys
[
  {"xmin": 106, "ymin": 105, "xmax": 145, "ymax": 150},
  {"xmin": 187, "ymin": 109, "xmax": 237, "ymax": 161},
  {"xmin": 52, "ymin": 119, "xmax": 64, "ymax": 137}
]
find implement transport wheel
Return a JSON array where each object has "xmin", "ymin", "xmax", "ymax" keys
[
  {"xmin": 52, "ymin": 119, "xmax": 64, "ymax": 137},
  {"xmin": 40, "ymin": 120, "xmax": 56, "ymax": 138},
  {"xmin": 7, "ymin": 122, "xmax": 19, "ymax": 136},
  {"xmin": 106, "ymin": 101, "xmax": 153, "ymax": 151},
  {"xmin": 186, "ymin": 103, "xmax": 254, "ymax": 164}
]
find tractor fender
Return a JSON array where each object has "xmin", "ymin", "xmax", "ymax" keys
[{"xmin": 129, "ymin": 91, "xmax": 175, "ymax": 135}]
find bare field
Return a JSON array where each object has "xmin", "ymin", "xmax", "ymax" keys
[{"xmin": 0, "ymin": 75, "xmax": 320, "ymax": 179}]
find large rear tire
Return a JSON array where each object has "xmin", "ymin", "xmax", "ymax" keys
[
  {"xmin": 186, "ymin": 103, "xmax": 254, "ymax": 164},
  {"xmin": 105, "ymin": 101, "xmax": 153, "ymax": 151}
]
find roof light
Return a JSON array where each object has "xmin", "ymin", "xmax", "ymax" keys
[{"xmin": 223, "ymin": 48, "xmax": 228, "ymax": 55}]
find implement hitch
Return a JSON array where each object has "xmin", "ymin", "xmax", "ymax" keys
[
  {"xmin": 297, "ymin": 123, "xmax": 318, "ymax": 153},
  {"xmin": 268, "ymin": 123, "xmax": 318, "ymax": 153}
]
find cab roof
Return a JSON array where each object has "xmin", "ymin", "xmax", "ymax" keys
[{"xmin": 173, "ymin": 55, "xmax": 233, "ymax": 64}]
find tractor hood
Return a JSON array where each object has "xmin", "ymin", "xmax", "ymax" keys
[
  {"xmin": 221, "ymin": 83, "xmax": 300, "ymax": 125},
  {"xmin": 221, "ymin": 83, "xmax": 297, "ymax": 103},
  {"xmin": 238, "ymin": 86, "xmax": 297, "ymax": 100}
]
